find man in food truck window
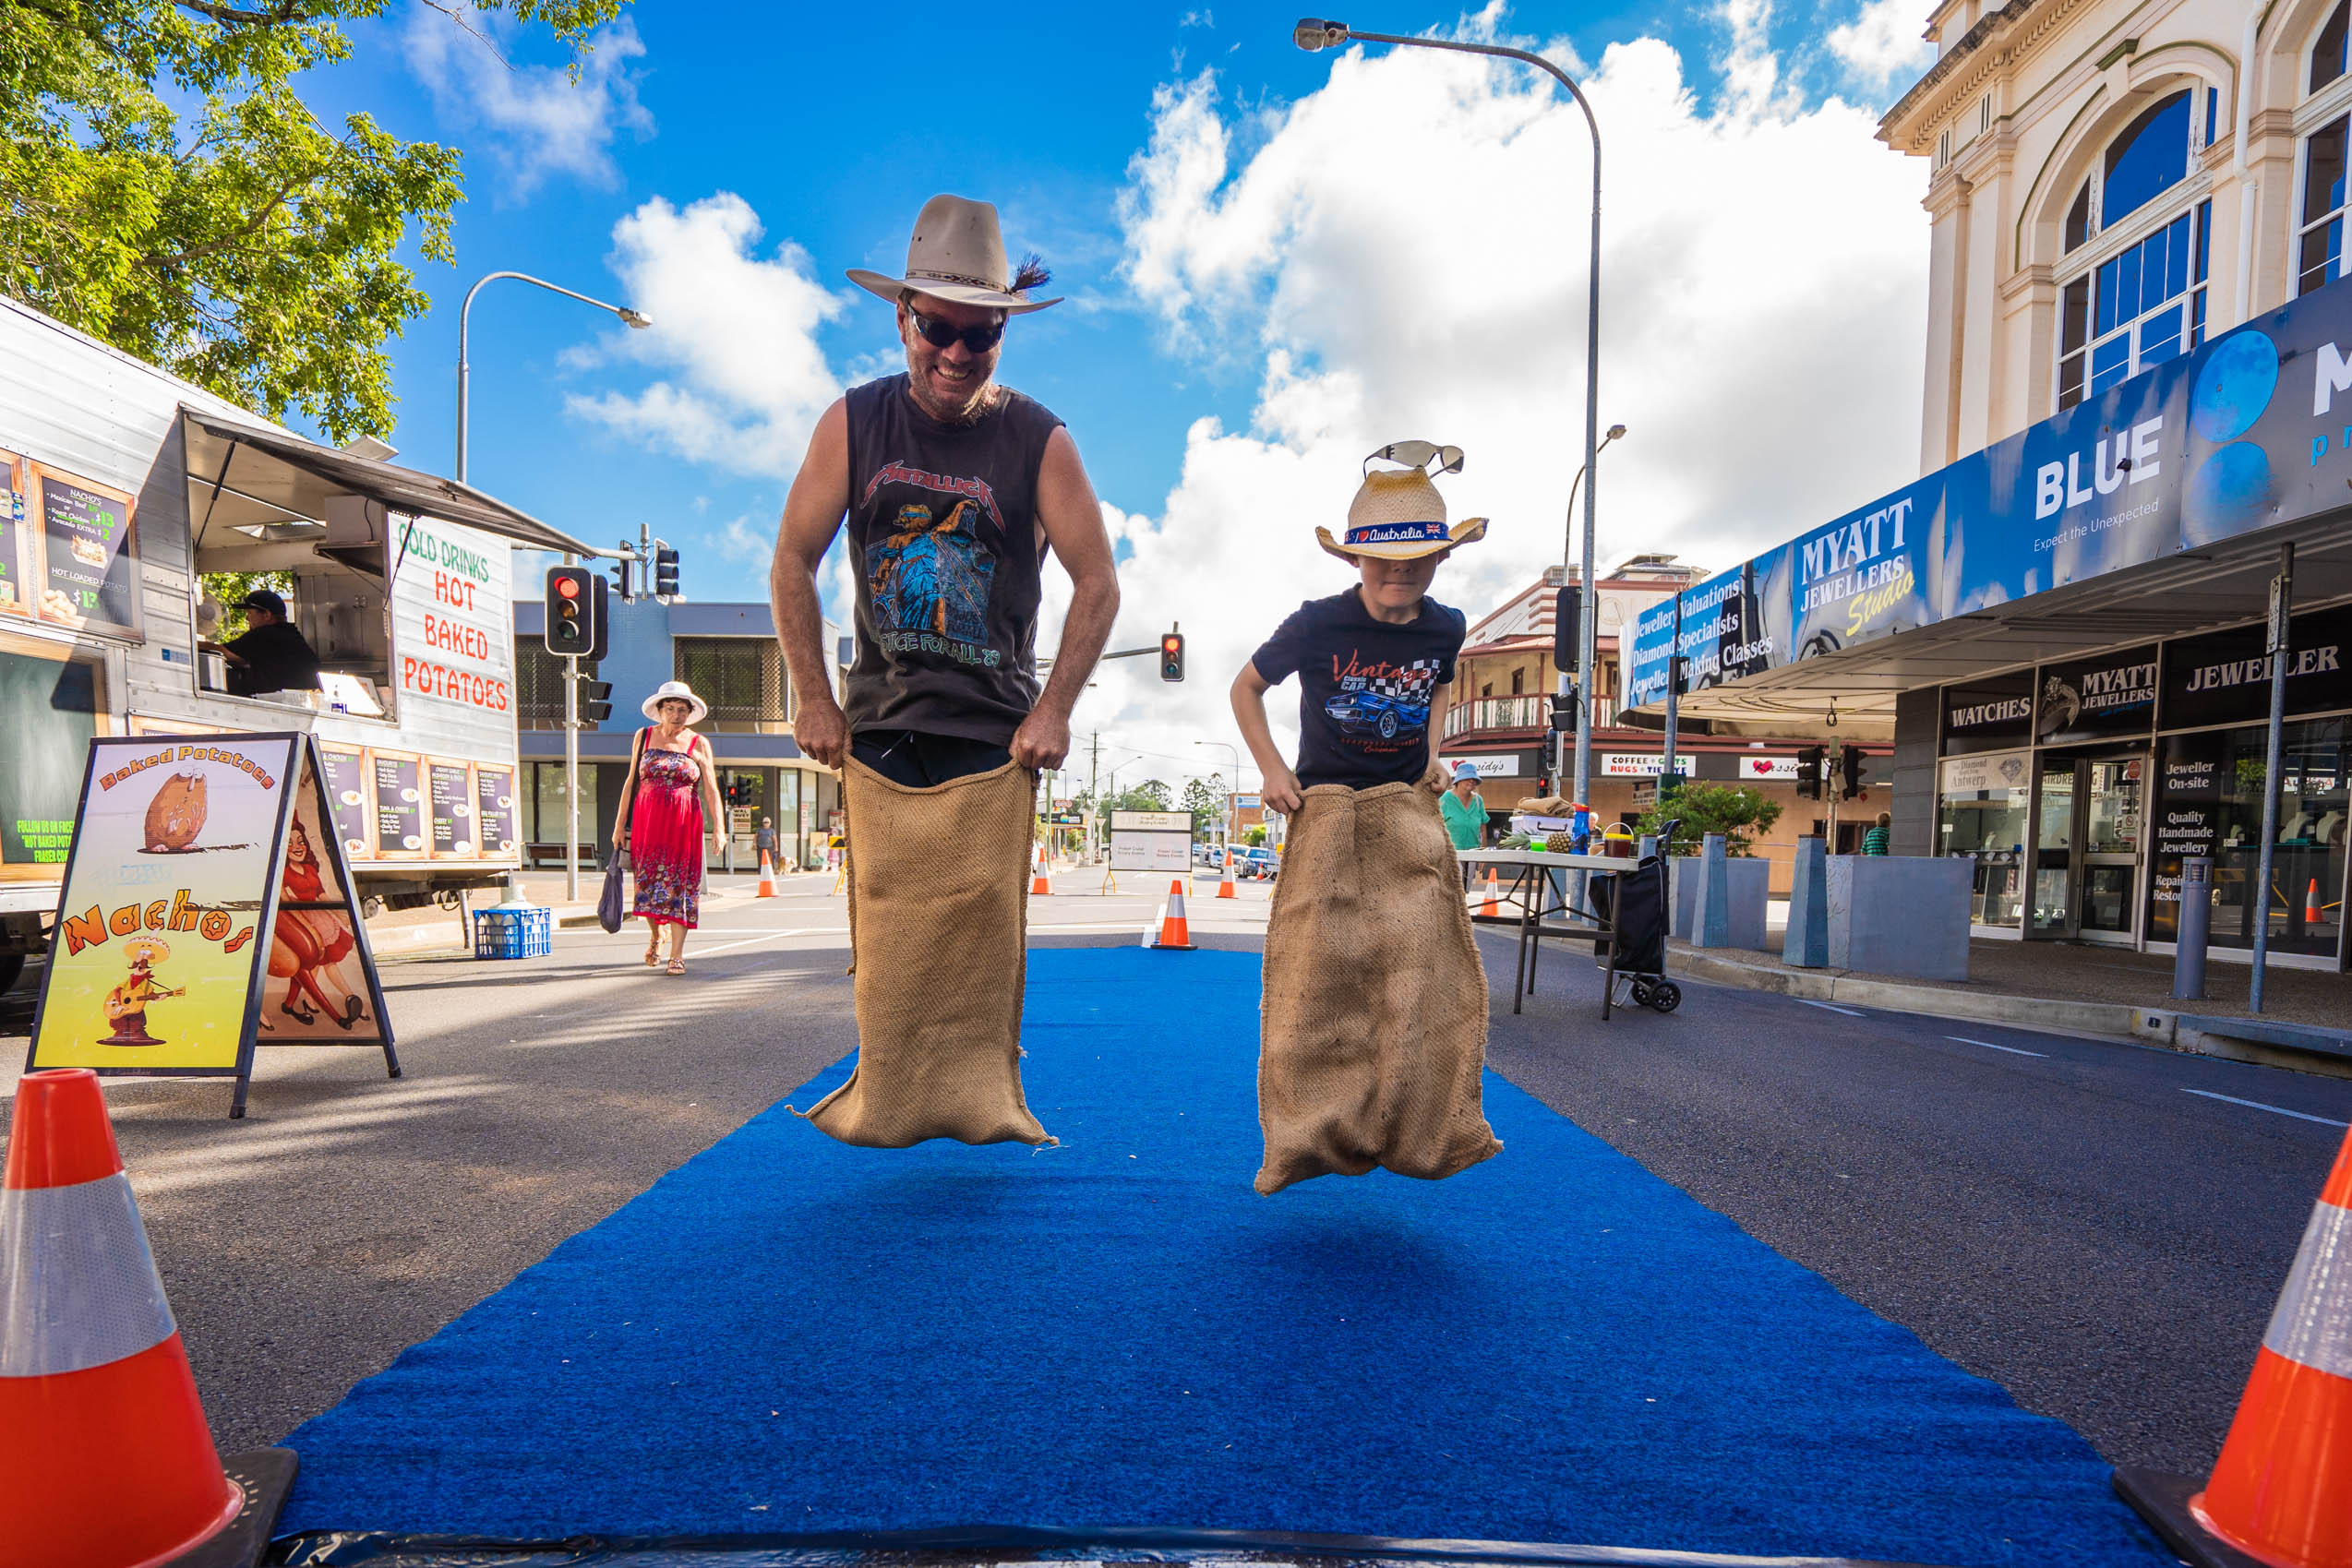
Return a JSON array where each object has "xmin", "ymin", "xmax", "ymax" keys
[{"xmin": 219, "ymin": 590, "xmax": 323, "ymax": 698}]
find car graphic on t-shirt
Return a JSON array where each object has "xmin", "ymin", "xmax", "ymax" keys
[{"xmin": 1323, "ymin": 688, "xmax": 1426, "ymax": 741}]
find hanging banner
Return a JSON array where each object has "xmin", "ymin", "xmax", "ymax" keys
[
  {"xmin": 27, "ymin": 733, "xmax": 399, "ymax": 1117},
  {"xmin": 1627, "ymin": 278, "xmax": 2352, "ymax": 704}
]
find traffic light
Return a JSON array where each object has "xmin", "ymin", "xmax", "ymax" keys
[
  {"xmin": 652, "ymin": 540, "xmax": 680, "ymax": 599},
  {"xmin": 1548, "ymin": 691, "xmax": 1577, "ymax": 731},
  {"xmin": 543, "ymin": 566, "xmax": 608, "ymax": 661},
  {"xmin": 1795, "ymin": 745, "xmax": 1826, "ymax": 801},
  {"xmin": 1839, "ymin": 744, "xmax": 1866, "ymax": 800},
  {"xmin": 1553, "ymin": 585, "xmax": 1581, "ymax": 670},
  {"xmin": 609, "ymin": 546, "xmax": 635, "ymax": 603},
  {"xmin": 1159, "ymin": 628, "xmax": 1184, "ymax": 681},
  {"xmin": 582, "ymin": 679, "xmax": 614, "ymax": 724}
]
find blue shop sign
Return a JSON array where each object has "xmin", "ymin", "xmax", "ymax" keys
[{"xmin": 1630, "ymin": 278, "xmax": 2352, "ymax": 702}]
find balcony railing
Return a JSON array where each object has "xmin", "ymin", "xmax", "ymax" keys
[{"xmin": 1444, "ymin": 694, "xmax": 1616, "ymax": 737}]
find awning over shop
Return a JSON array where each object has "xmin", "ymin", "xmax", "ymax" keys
[
  {"xmin": 1621, "ymin": 278, "xmax": 2352, "ymax": 743},
  {"xmin": 181, "ymin": 407, "xmax": 597, "ymax": 558}
]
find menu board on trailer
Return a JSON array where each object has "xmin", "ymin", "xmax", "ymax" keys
[
  {"xmin": 35, "ymin": 466, "xmax": 138, "ymax": 638},
  {"xmin": 475, "ymin": 766, "xmax": 519, "ymax": 859},
  {"xmin": 427, "ymin": 761, "xmax": 475, "ymax": 857},
  {"xmin": 317, "ymin": 741, "xmax": 372, "ymax": 861},
  {"xmin": 370, "ymin": 751, "xmax": 423, "ymax": 857},
  {"xmin": 0, "ymin": 449, "xmax": 30, "ymax": 617}
]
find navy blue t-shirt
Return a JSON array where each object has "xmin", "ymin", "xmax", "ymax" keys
[{"xmin": 1251, "ymin": 590, "xmax": 1465, "ymax": 789}]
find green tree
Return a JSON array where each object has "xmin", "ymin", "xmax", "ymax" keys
[
  {"xmin": 1, "ymin": 0, "xmax": 631, "ymax": 442},
  {"xmin": 1632, "ymin": 782, "xmax": 1782, "ymax": 856},
  {"xmin": 198, "ymin": 567, "xmax": 291, "ymax": 640},
  {"xmin": 1179, "ymin": 773, "xmax": 1225, "ymax": 841},
  {"xmin": 1242, "ymin": 823, "xmax": 1267, "ymax": 846}
]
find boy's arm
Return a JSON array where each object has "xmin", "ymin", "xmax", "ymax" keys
[
  {"xmin": 1421, "ymin": 684, "xmax": 1452, "ymax": 793},
  {"xmin": 1230, "ymin": 661, "xmax": 1305, "ymax": 814},
  {"xmin": 770, "ymin": 399, "xmax": 852, "ymax": 771}
]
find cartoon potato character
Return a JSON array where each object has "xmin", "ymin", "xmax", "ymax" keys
[{"xmin": 143, "ymin": 772, "xmax": 209, "ymax": 852}]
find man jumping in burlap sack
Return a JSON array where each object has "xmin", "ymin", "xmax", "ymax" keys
[
  {"xmin": 770, "ymin": 195, "xmax": 1120, "ymax": 1148},
  {"xmin": 1231, "ymin": 442, "xmax": 1503, "ymax": 1195}
]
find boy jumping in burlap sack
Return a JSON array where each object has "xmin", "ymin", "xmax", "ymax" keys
[{"xmin": 1230, "ymin": 441, "xmax": 1503, "ymax": 1195}]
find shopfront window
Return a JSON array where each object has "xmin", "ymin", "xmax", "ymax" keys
[
  {"xmin": 1938, "ymin": 753, "xmax": 2030, "ymax": 928},
  {"xmin": 2148, "ymin": 722, "xmax": 2346, "ymax": 958},
  {"xmin": 529, "ymin": 760, "xmax": 597, "ymax": 851}
]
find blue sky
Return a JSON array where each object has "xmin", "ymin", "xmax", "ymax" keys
[{"xmin": 292, "ymin": 0, "xmax": 1942, "ymax": 778}]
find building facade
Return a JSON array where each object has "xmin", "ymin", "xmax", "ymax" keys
[
  {"xmin": 1441, "ymin": 558, "xmax": 1890, "ymax": 890},
  {"xmin": 513, "ymin": 596, "xmax": 843, "ymax": 873}
]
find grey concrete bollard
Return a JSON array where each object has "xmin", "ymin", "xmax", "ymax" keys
[
  {"xmin": 1827, "ymin": 856, "xmax": 1971, "ymax": 980},
  {"xmin": 1783, "ymin": 835, "xmax": 1829, "ymax": 968},
  {"xmin": 2173, "ymin": 856, "xmax": 2212, "ymax": 1000},
  {"xmin": 1694, "ymin": 833, "xmax": 1732, "ymax": 948}
]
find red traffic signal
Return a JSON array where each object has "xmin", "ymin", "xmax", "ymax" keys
[
  {"xmin": 554, "ymin": 576, "xmax": 580, "ymax": 600},
  {"xmin": 543, "ymin": 566, "xmax": 608, "ymax": 662},
  {"xmin": 1158, "ymin": 629, "xmax": 1184, "ymax": 682}
]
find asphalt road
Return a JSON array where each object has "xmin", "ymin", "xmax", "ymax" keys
[
  {"xmin": 1, "ymin": 878, "xmax": 2344, "ymax": 1484},
  {"xmin": 1477, "ymin": 926, "xmax": 2352, "ymax": 1478}
]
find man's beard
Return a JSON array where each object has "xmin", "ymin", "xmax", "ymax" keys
[{"xmin": 906, "ymin": 358, "xmax": 998, "ymax": 425}]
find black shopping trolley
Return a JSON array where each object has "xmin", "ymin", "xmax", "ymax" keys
[{"xmin": 1589, "ymin": 819, "xmax": 1680, "ymax": 1013}]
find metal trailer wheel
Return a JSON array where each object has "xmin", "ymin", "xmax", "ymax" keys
[
  {"xmin": 1650, "ymin": 980, "xmax": 1682, "ymax": 1012},
  {"xmin": 1629, "ymin": 979, "xmax": 1653, "ymax": 1008}
]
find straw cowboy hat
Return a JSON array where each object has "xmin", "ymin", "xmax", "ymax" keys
[
  {"xmin": 846, "ymin": 195, "xmax": 1062, "ymax": 315},
  {"xmin": 642, "ymin": 680, "xmax": 708, "ymax": 724},
  {"xmin": 1316, "ymin": 439, "xmax": 1490, "ymax": 562}
]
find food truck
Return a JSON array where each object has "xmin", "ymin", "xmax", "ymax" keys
[{"xmin": 0, "ymin": 296, "xmax": 597, "ymax": 993}]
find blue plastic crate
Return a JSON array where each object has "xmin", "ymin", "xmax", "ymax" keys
[{"xmin": 474, "ymin": 904, "xmax": 553, "ymax": 960}]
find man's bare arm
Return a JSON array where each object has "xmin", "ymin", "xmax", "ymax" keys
[
  {"xmin": 770, "ymin": 400, "xmax": 853, "ymax": 770},
  {"xmin": 1016, "ymin": 425, "xmax": 1120, "ymax": 772}
]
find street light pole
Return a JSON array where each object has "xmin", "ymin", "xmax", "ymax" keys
[
  {"xmin": 1295, "ymin": 18, "xmax": 1604, "ymax": 813},
  {"xmin": 1194, "ymin": 740, "xmax": 1247, "ymax": 867},
  {"xmin": 455, "ymin": 270, "xmax": 650, "ymax": 904}
]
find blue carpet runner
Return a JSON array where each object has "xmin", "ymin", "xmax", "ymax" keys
[{"xmin": 279, "ymin": 949, "xmax": 2169, "ymax": 1565}]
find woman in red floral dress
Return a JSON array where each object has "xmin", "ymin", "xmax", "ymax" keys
[{"xmin": 610, "ymin": 680, "xmax": 725, "ymax": 974}]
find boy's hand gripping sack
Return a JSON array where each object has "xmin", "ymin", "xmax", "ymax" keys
[
  {"xmin": 1257, "ymin": 782, "xmax": 1501, "ymax": 1194},
  {"xmin": 798, "ymin": 758, "xmax": 1053, "ymax": 1147}
]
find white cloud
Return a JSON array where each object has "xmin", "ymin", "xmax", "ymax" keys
[
  {"xmin": 566, "ymin": 193, "xmax": 847, "ymax": 481},
  {"xmin": 402, "ymin": 8, "xmax": 654, "ymax": 194},
  {"xmin": 714, "ymin": 514, "xmax": 774, "ymax": 564},
  {"xmin": 1081, "ymin": 22, "xmax": 1930, "ymax": 778},
  {"xmin": 1827, "ymin": 0, "xmax": 1937, "ymax": 90}
]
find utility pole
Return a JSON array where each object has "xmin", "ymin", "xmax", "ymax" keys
[{"xmin": 1087, "ymin": 732, "xmax": 1101, "ymax": 865}]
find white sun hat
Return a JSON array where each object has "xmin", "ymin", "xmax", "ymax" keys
[
  {"xmin": 1315, "ymin": 439, "xmax": 1489, "ymax": 562},
  {"xmin": 846, "ymin": 194, "xmax": 1062, "ymax": 315},
  {"xmin": 641, "ymin": 680, "xmax": 708, "ymax": 724}
]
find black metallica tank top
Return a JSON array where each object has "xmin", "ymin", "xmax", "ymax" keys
[{"xmin": 840, "ymin": 374, "xmax": 1064, "ymax": 745}]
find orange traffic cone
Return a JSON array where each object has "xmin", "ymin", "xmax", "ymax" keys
[
  {"xmin": 0, "ymin": 1068, "xmax": 288, "ymax": 1565},
  {"xmin": 1031, "ymin": 844, "xmax": 1053, "ymax": 897},
  {"xmin": 757, "ymin": 848, "xmax": 778, "ymax": 898},
  {"xmin": 1154, "ymin": 877, "xmax": 1194, "ymax": 950},
  {"xmin": 1480, "ymin": 867, "xmax": 1501, "ymax": 917},
  {"xmin": 1217, "ymin": 850, "xmax": 1238, "ymax": 899},
  {"xmin": 2118, "ymin": 1123, "xmax": 2352, "ymax": 1567},
  {"xmin": 2309, "ymin": 880, "xmax": 2325, "ymax": 923}
]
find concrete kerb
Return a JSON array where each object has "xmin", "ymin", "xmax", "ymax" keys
[{"xmin": 1665, "ymin": 947, "xmax": 2352, "ymax": 1084}]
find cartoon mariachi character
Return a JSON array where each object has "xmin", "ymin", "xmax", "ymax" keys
[
  {"xmin": 267, "ymin": 818, "xmax": 366, "ymax": 1029},
  {"xmin": 100, "ymin": 938, "xmax": 186, "ymax": 1047}
]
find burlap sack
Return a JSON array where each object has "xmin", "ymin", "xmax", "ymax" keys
[
  {"xmin": 798, "ymin": 758, "xmax": 1053, "ymax": 1147},
  {"xmin": 1257, "ymin": 781, "xmax": 1501, "ymax": 1194}
]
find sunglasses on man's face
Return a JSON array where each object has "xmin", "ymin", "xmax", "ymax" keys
[{"xmin": 907, "ymin": 308, "xmax": 1004, "ymax": 354}]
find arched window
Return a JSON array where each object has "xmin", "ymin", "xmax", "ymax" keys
[
  {"xmin": 2055, "ymin": 89, "xmax": 2213, "ymax": 409},
  {"xmin": 2300, "ymin": 4, "xmax": 2352, "ymax": 297}
]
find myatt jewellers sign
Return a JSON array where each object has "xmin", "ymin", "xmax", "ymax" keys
[{"xmin": 1629, "ymin": 277, "xmax": 2352, "ymax": 706}]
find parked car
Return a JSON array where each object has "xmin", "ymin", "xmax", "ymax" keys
[
  {"xmin": 1323, "ymin": 687, "xmax": 1426, "ymax": 739},
  {"xmin": 1231, "ymin": 846, "xmax": 1281, "ymax": 880}
]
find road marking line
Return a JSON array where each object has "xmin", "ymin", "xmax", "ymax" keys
[
  {"xmin": 1947, "ymin": 1035, "xmax": 2047, "ymax": 1058},
  {"xmin": 2183, "ymin": 1089, "xmax": 2351, "ymax": 1127},
  {"xmin": 1800, "ymin": 999, "xmax": 1865, "ymax": 1017}
]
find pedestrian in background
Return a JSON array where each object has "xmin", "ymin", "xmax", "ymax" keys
[
  {"xmin": 1440, "ymin": 760, "xmax": 1488, "ymax": 887},
  {"xmin": 1863, "ymin": 811, "xmax": 1891, "ymax": 856},
  {"xmin": 611, "ymin": 680, "xmax": 725, "ymax": 975},
  {"xmin": 756, "ymin": 816, "xmax": 779, "ymax": 872}
]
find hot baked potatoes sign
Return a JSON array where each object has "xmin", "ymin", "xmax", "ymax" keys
[{"xmin": 27, "ymin": 732, "xmax": 399, "ymax": 1118}]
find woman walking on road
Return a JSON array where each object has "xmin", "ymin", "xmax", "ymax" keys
[{"xmin": 612, "ymin": 680, "xmax": 725, "ymax": 975}]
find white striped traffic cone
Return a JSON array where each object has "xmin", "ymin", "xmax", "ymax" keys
[
  {"xmin": 1153, "ymin": 877, "xmax": 1194, "ymax": 950},
  {"xmin": 0, "ymin": 1068, "xmax": 281, "ymax": 1565},
  {"xmin": 756, "ymin": 848, "xmax": 778, "ymax": 898}
]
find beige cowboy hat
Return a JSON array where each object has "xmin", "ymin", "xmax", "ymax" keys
[
  {"xmin": 1316, "ymin": 439, "xmax": 1490, "ymax": 562},
  {"xmin": 642, "ymin": 680, "xmax": 708, "ymax": 724},
  {"xmin": 846, "ymin": 194, "xmax": 1062, "ymax": 315}
]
